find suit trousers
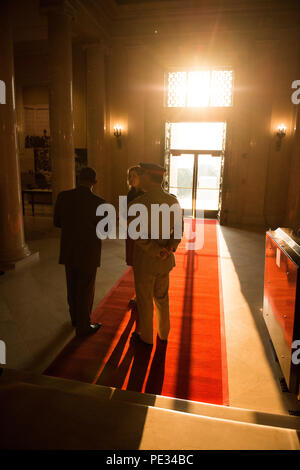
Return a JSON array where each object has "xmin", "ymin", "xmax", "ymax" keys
[
  {"xmin": 65, "ymin": 265, "xmax": 97, "ymax": 335},
  {"xmin": 133, "ymin": 269, "xmax": 170, "ymax": 344}
]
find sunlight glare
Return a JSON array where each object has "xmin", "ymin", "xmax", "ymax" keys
[
  {"xmin": 170, "ymin": 122, "xmax": 225, "ymax": 151},
  {"xmin": 187, "ymin": 71, "xmax": 210, "ymax": 107}
]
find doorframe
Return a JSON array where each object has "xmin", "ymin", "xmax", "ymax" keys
[
  {"xmin": 217, "ymin": 119, "xmax": 231, "ymax": 225},
  {"xmin": 164, "ymin": 120, "xmax": 230, "ymax": 222}
]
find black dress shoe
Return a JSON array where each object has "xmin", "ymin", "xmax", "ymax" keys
[
  {"xmin": 89, "ymin": 323, "xmax": 102, "ymax": 331},
  {"xmin": 157, "ymin": 334, "xmax": 168, "ymax": 344},
  {"xmin": 128, "ymin": 298, "xmax": 137, "ymax": 309},
  {"xmin": 76, "ymin": 323, "xmax": 102, "ymax": 337},
  {"xmin": 130, "ymin": 331, "xmax": 140, "ymax": 341},
  {"xmin": 130, "ymin": 331, "xmax": 153, "ymax": 347}
]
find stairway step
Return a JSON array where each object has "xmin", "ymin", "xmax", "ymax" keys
[
  {"xmin": 111, "ymin": 388, "xmax": 300, "ymax": 431},
  {"xmin": 0, "ymin": 380, "xmax": 299, "ymax": 450},
  {"xmin": 2, "ymin": 367, "xmax": 300, "ymax": 431}
]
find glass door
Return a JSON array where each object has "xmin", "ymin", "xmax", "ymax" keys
[
  {"xmin": 169, "ymin": 153, "xmax": 195, "ymax": 217},
  {"xmin": 168, "ymin": 153, "xmax": 222, "ymax": 218},
  {"xmin": 165, "ymin": 121, "xmax": 226, "ymax": 219},
  {"xmin": 195, "ymin": 154, "xmax": 222, "ymax": 217}
]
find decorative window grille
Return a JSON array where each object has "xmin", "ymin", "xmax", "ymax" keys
[
  {"xmin": 210, "ymin": 70, "xmax": 233, "ymax": 107},
  {"xmin": 166, "ymin": 69, "xmax": 233, "ymax": 108},
  {"xmin": 167, "ymin": 72, "xmax": 187, "ymax": 107}
]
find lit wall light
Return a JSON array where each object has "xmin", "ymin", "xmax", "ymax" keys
[
  {"xmin": 114, "ymin": 125, "xmax": 122, "ymax": 138},
  {"xmin": 276, "ymin": 123, "xmax": 286, "ymax": 150},
  {"xmin": 276, "ymin": 123, "xmax": 287, "ymax": 138}
]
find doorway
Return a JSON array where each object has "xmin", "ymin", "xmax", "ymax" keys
[{"xmin": 165, "ymin": 122, "xmax": 226, "ymax": 218}]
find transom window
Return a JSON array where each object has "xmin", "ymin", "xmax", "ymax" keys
[{"xmin": 166, "ymin": 69, "xmax": 233, "ymax": 108}]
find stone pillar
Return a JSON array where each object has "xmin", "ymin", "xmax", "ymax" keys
[
  {"xmin": 86, "ymin": 44, "xmax": 107, "ymax": 198},
  {"xmin": 16, "ymin": 85, "xmax": 25, "ymax": 155},
  {"xmin": 48, "ymin": 7, "xmax": 75, "ymax": 203},
  {"xmin": 127, "ymin": 45, "xmax": 146, "ymax": 163},
  {"xmin": 0, "ymin": 0, "xmax": 30, "ymax": 265}
]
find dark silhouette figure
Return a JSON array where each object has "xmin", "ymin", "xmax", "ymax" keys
[{"xmin": 54, "ymin": 167, "xmax": 105, "ymax": 337}]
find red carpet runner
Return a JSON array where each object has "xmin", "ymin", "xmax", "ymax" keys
[{"xmin": 44, "ymin": 219, "xmax": 229, "ymax": 405}]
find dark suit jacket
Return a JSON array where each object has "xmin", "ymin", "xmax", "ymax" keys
[{"xmin": 54, "ymin": 186, "xmax": 106, "ymax": 270}]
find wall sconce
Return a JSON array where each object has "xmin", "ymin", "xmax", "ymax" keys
[
  {"xmin": 114, "ymin": 125, "xmax": 122, "ymax": 138},
  {"xmin": 276, "ymin": 124, "xmax": 286, "ymax": 150}
]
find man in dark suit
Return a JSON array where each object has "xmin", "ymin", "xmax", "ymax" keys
[{"xmin": 54, "ymin": 167, "xmax": 105, "ymax": 337}]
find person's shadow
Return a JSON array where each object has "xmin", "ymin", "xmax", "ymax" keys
[
  {"xmin": 145, "ymin": 339, "xmax": 168, "ymax": 395},
  {"xmin": 96, "ymin": 309, "xmax": 136, "ymax": 388},
  {"xmin": 96, "ymin": 306, "xmax": 168, "ymax": 396},
  {"xmin": 126, "ymin": 336, "xmax": 168, "ymax": 395},
  {"xmin": 126, "ymin": 338, "xmax": 153, "ymax": 393}
]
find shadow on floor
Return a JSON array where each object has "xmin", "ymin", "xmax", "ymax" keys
[
  {"xmin": 0, "ymin": 378, "xmax": 153, "ymax": 449},
  {"xmin": 25, "ymin": 322, "xmax": 75, "ymax": 372},
  {"xmin": 220, "ymin": 225, "xmax": 300, "ymax": 414},
  {"xmin": 96, "ymin": 308, "xmax": 168, "ymax": 396}
]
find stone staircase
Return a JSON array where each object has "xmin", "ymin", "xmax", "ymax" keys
[{"xmin": 0, "ymin": 368, "xmax": 299, "ymax": 450}]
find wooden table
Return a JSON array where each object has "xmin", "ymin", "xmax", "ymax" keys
[{"xmin": 22, "ymin": 189, "xmax": 52, "ymax": 216}]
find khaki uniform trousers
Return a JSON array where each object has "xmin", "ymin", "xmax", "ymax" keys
[{"xmin": 133, "ymin": 268, "xmax": 170, "ymax": 344}]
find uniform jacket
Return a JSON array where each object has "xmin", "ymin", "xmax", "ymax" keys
[
  {"xmin": 126, "ymin": 186, "xmax": 145, "ymax": 266},
  {"xmin": 129, "ymin": 186, "xmax": 184, "ymax": 275},
  {"xmin": 54, "ymin": 185, "xmax": 105, "ymax": 270}
]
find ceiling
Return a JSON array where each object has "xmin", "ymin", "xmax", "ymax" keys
[
  {"xmin": 113, "ymin": 0, "xmax": 300, "ymax": 14},
  {"xmin": 115, "ymin": 0, "xmax": 178, "ymax": 3},
  {"xmin": 114, "ymin": 0, "xmax": 293, "ymax": 5}
]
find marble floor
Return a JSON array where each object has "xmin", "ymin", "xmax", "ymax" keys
[
  {"xmin": 0, "ymin": 213, "xmax": 127, "ymax": 373},
  {"xmin": 0, "ymin": 211, "xmax": 300, "ymax": 416},
  {"xmin": 218, "ymin": 225, "xmax": 300, "ymax": 414}
]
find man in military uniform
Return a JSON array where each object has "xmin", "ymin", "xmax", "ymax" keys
[{"xmin": 129, "ymin": 162, "xmax": 183, "ymax": 345}]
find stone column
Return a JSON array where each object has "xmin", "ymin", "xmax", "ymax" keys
[
  {"xmin": 86, "ymin": 43, "xmax": 107, "ymax": 198},
  {"xmin": 127, "ymin": 45, "xmax": 146, "ymax": 163},
  {"xmin": 0, "ymin": 0, "xmax": 30, "ymax": 265},
  {"xmin": 16, "ymin": 85, "xmax": 25, "ymax": 155},
  {"xmin": 48, "ymin": 7, "xmax": 75, "ymax": 203}
]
